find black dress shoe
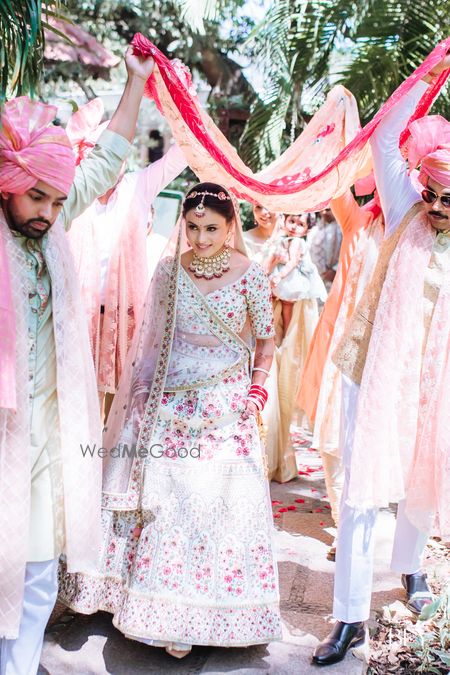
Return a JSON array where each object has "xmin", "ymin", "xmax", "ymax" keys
[
  {"xmin": 401, "ymin": 571, "xmax": 433, "ymax": 615},
  {"xmin": 312, "ymin": 621, "xmax": 365, "ymax": 666}
]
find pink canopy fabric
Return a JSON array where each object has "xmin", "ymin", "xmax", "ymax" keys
[
  {"xmin": 131, "ymin": 33, "xmax": 450, "ymax": 212},
  {"xmin": 66, "ymin": 98, "xmax": 108, "ymax": 165},
  {"xmin": 406, "ymin": 115, "xmax": 450, "ymax": 185}
]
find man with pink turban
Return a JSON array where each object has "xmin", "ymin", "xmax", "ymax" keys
[
  {"xmin": 313, "ymin": 52, "xmax": 450, "ymax": 666},
  {"xmin": 0, "ymin": 47, "xmax": 155, "ymax": 674}
]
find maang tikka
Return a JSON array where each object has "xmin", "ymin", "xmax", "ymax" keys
[{"xmin": 186, "ymin": 189, "xmax": 231, "ymax": 218}]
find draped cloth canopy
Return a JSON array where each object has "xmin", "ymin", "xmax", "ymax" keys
[{"xmin": 131, "ymin": 33, "xmax": 450, "ymax": 213}]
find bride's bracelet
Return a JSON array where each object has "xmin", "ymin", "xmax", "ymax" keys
[
  {"xmin": 249, "ymin": 384, "xmax": 268, "ymax": 400},
  {"xmin": 247, "ymin": 395, "xmax": 263, "ymax": 412},
  {"xmin": 252, "ymin": 367, "xmax": 270, "ymax": 376},
  {"xmin": 247, "ymin": 384, "xmax": 268, "ymax": 412}
]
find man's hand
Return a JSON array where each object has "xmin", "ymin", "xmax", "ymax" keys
[
  {"xmin": 423, "ymin": 51, "xmax": 450, "ymax": 83},
  {"xmin": 322, "ymin": 268, "xmax": 336, "ymax": 283},
  {"xmin": 107, "ymin": 46, "xmax": 155, "ymax": 142},
  {"xmin": 125, "ymin": 46, "xmax": 155, "ymax": 82}
]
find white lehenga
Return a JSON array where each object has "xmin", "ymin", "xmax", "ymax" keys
[{"xmin": 59, "ymin": 251, "xmax": 281, "ymax": 648}]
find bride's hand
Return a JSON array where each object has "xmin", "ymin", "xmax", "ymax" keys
[{"xmin": 240, "ymin": 398, "xmax": 259, "ymax": 421}]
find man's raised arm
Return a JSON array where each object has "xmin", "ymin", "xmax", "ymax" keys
[
  {"xmin": 62, "ymin": 47, "xmax": 155, "ymax": 227},
  {"xmin": 370, "ymin": 82, "xmax": 427, "ymax": 238},
  {"xmin": 371, "ymin": 53, "xmax": 450, "ymax": 238}
]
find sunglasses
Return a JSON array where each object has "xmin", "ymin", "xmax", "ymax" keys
[{"xmin": 421, "ymin": 187, "xmax": 450, "ymax": 208}]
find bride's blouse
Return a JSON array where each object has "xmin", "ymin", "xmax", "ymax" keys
[{"xmin": 177, "ymin": 260, "xmax": 275, "ymax": 339}]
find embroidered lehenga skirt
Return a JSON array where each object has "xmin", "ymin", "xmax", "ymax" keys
[{"xmin": 59, "ymin": 364, "xmax": 281, "ymax": 647}]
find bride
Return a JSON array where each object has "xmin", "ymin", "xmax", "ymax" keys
[{"xmin": 60, "ymin": 182, "xmax": 281, "ymax": 657}]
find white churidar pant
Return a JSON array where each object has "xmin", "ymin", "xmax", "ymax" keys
[
  {"xmin": 320, "ymin": 451, "xmax": 344, "ymax": 527},
  {"xmin": 0, "ymin": 559, "xmax": 58, "ymax": 675},
  {"xmin": 333, "ymin": 375, "xmax": 429, "ymax": 623}
]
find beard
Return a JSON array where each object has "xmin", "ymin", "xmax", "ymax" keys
[
  {"xmin": 2, "ymin": 201, "xmax": 52, "ymax": 239},
  {"xmin": 11, "ymin": 220, "xmax": 52, "ymax": 239}
]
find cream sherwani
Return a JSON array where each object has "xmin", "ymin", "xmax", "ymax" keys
[
  {"xmin": 22, "ymin": 130, "xmax": 130, "ymax": 564},
  {"xmin": 0, "ymin": 130, "xmax": 130, "ymax": 675}
]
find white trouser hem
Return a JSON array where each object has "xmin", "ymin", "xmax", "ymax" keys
[
  {"xmin": 332, "ymin": 376, "xmax": 429, "ymax": 624},
  {"xmin": 0, "ymin": 559, "xmax": 58, "ymax": 675}
]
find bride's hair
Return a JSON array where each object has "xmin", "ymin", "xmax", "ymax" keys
[{"xmin": 183, "ymin": 182, "xmax": 235, "ymax": 222}]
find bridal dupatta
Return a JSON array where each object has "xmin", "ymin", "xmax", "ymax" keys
[
  {"xmin": 131, "ymin": 34, "xmax": 450, "ymax": 212},
  {"xmin": 102, "ymin": 203, "xmax": 252, "ymax": 510}
]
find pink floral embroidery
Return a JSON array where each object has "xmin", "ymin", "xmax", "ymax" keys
[
  {"xmin": 155, "ymin": 528, "xmax": 189, "ymax": 592},
  {"xmin": 218, "ymin": 538, "xmax": 246, "ymax": 598},
  {"xmin": 250, "ymin": 533, "xmax": 277, "ymax": 594}
]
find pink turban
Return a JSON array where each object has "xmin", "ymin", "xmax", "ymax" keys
[
  {"xmin": 407, "ymin": 115, "xmax": 450, "ymax": 186},
  {"xmin": 0, "ymin": 96, "xmax": 75, "ymax": 195},
  {"xmin": 66, "ymin": 98, "xmax": 108, "ymax": 165}
]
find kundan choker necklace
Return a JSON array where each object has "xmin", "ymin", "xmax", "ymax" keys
[{"xmin": 189, "ymin": 246, "xmax": 231, "ymax": 279}]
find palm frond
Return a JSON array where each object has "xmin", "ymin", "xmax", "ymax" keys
[
  {"xmin": 336, "ymin": 0, "xmax": 450, "ymax": 123},
  {"xmin": 239, "ymin": 0, "xmax": 450, "ymax": 167},
  {"xmin": 0, "ymin": 0, "xmax": 66, "ymax": 100},
  {"xmin": 240, "ymin": 0, "xmax": 341, "ymax": 170},
  {"xmin": 240, "ymin": 81, "xmax": 292, "ymax": 171},
  {"xmin": 174, "ymin": 0, "xmax": 220, "ymax": 34}
]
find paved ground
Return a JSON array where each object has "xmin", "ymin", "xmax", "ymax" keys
[{"xmin": 39, "ymin": 441, "xmax": 426, "ymax": 675}]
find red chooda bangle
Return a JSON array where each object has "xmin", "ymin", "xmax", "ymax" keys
[{"xmin": 249, "ymin": 384, "xmax": 268, "ymax": 401}]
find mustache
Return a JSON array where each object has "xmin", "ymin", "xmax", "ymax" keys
[
  {"xmin": 429, "ymin": 211, "xmax": 448, "ymax": 219},
  {"xmin": 27, "ymin": 218, "xmax": 52, "ymax": 228}
]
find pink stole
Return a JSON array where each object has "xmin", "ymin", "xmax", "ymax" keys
[
  {"xmin": 0, "ymin": 232, "xmax": 16, "ymax": 409},
  {"xmin": 348, "ymin": 208, "xmax": 450, "ymax": 536}
]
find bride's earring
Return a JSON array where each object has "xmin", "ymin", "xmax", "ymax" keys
[{"xmin": 225, "ymin": 230, "xmax": 233, "ymax": 246}]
